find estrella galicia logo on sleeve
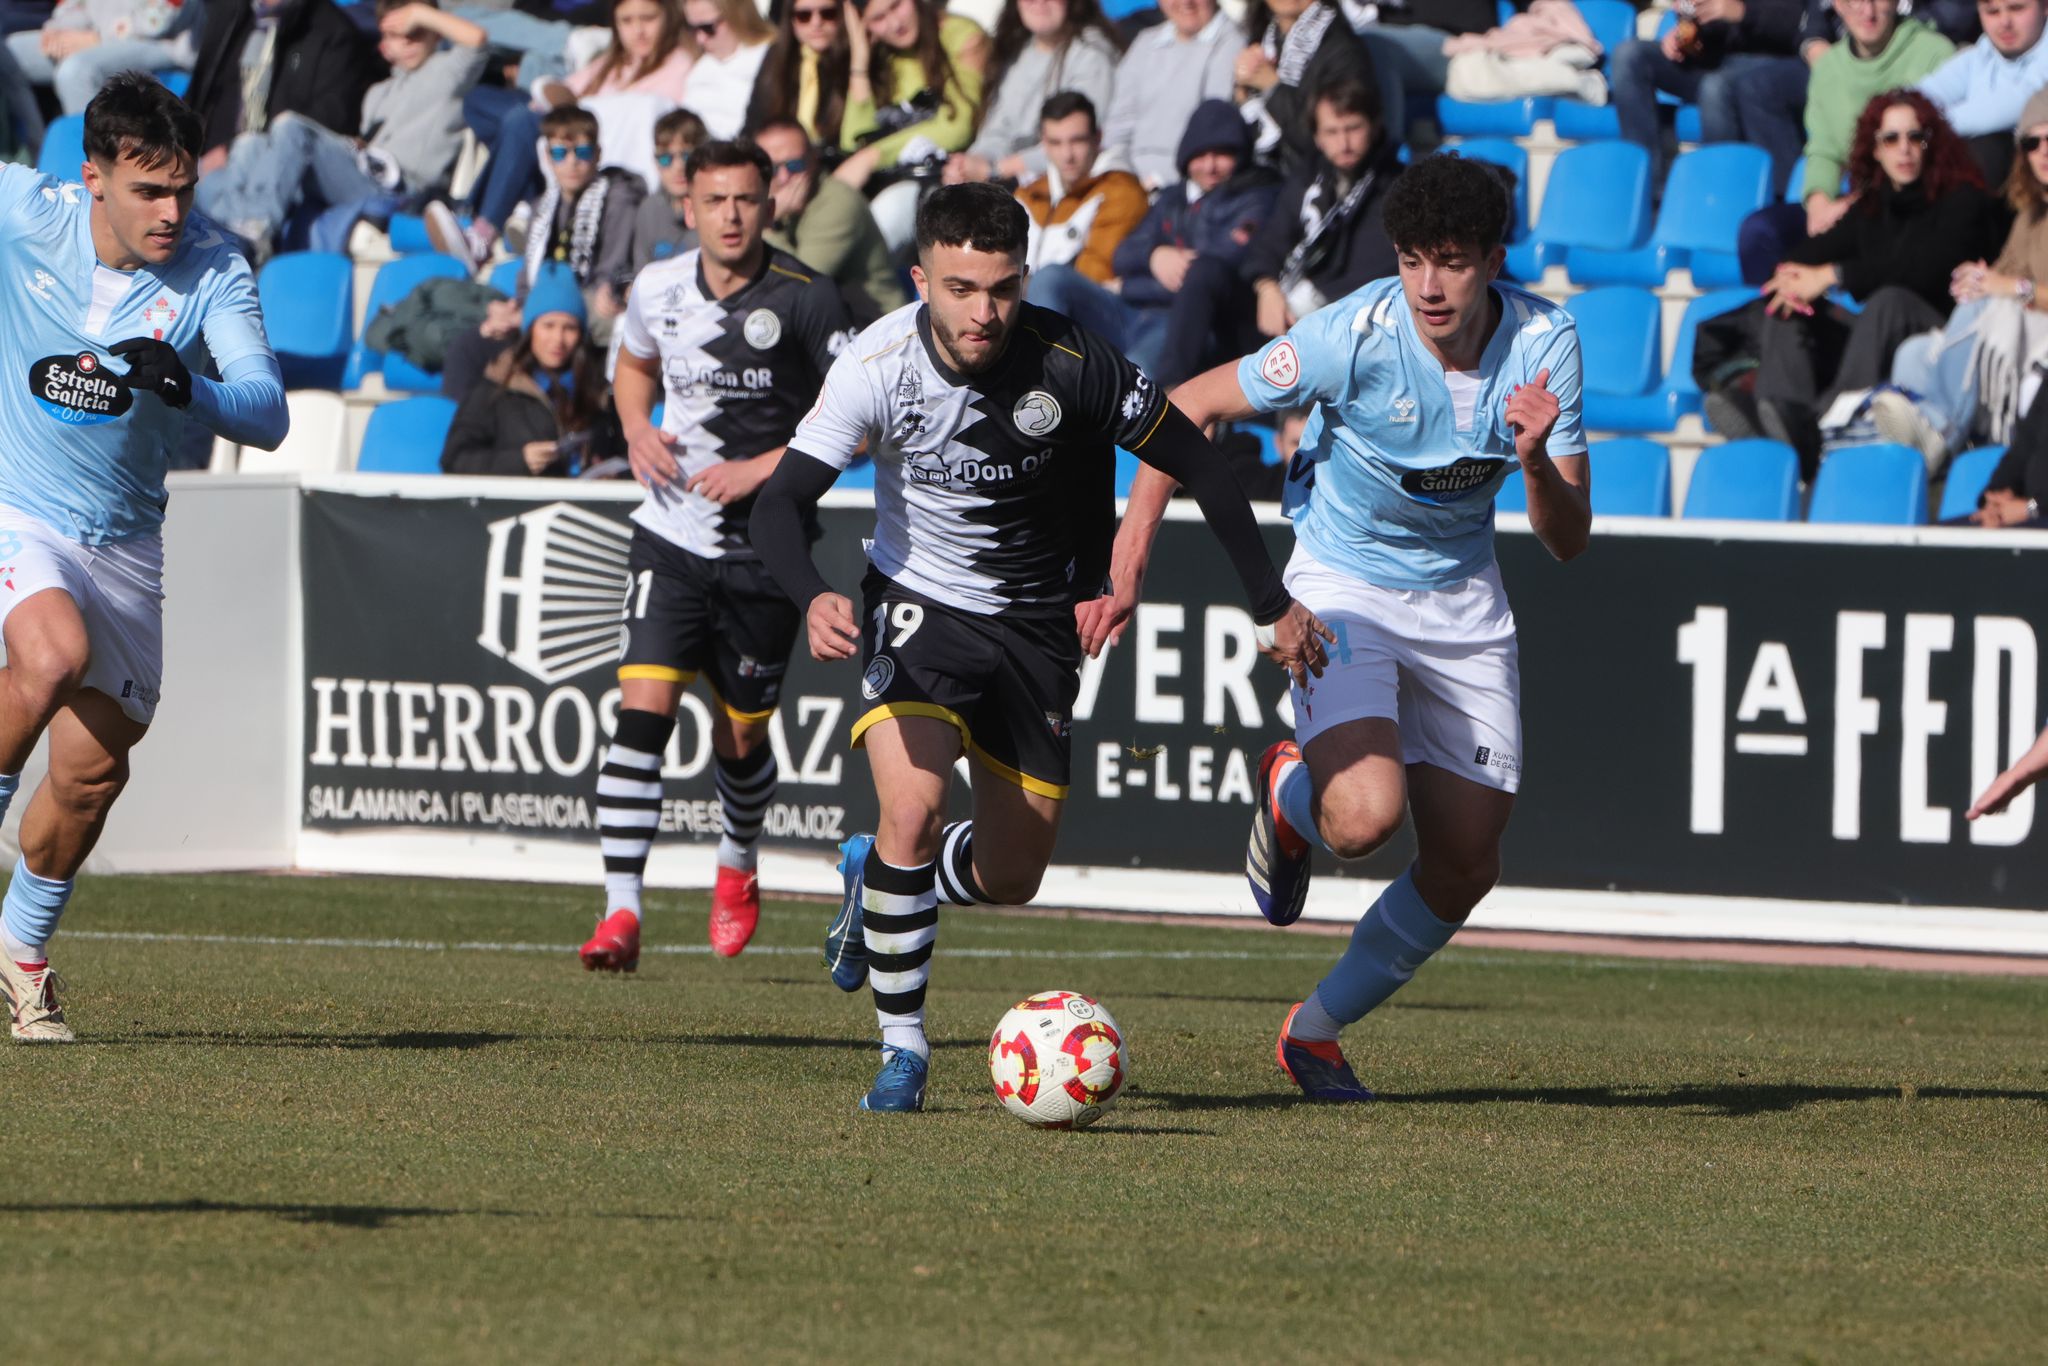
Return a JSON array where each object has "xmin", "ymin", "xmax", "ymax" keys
[
  {"xmin": 1400, "ymin": 456, "xmax": 1508, "ymax": 504},
  {"xmin": 29, "ymin": 352, "xmax": 131, "ymax": 426}
]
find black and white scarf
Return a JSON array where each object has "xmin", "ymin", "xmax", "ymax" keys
[
  {"xmin": 1261, "ymin": 1, "xmax": 1337, "ymax": 89},
  {"xmin": 1280, "ymin": 164, "xmax": 1376, "ymax": 296},
  {"xmin": 522, "ymin": 172, "xmax": 612, "ymax": 291}
]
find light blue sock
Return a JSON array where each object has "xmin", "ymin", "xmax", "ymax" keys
[
  {"xmin": 1309, "ymin": 869, "xmax": 1459, "ymax": 1027},
  {"xmin": 2, "ymin": 856, "xmax": 75, "ymax": 960},
  {"xmin": 1276, "ymin": 760, "xmax": 1327, "ymax": 851},
  {"xmin": 0, "ymin": 772, "xmax": 17, "ymax": 826}
]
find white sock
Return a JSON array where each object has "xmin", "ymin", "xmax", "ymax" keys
[
  {"xmin": 0, "ymin": 919, "xmax": 40, "ymax": 964},
  {"xmin": 881, "ymin": 1024, "xmax": 929, "ymax": 1059},
  {"xmin": 716, "ymin": 834, "xmax": 757, "ymax": 873},
  {"xmin": 1288, "ymin": 991, "xmax": 1344, "ymax": 1042},
  {"xmin": 603, "ymin": 873, "xmax": 642, "ymax": 921}
]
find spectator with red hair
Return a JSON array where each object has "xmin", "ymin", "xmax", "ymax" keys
[{"xmin": 1729, "ymin": 89, "xmax": 2011, "ymax": 473}]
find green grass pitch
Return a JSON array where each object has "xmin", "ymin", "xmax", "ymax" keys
[{"xmin": 3, "ymin": 873, "xmax": 2044, "ymax": 1363}]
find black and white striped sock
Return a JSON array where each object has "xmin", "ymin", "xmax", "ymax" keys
[
  {"xmin": 596, "ymin": 708, "xmax": 674, "ymax": 919},
  {"xmin": 863, "ymin": 848, "xmax": 938, "ymax": 1059},
  {"xmin": 714, "ymin": 745, "xmax": 777, "ymax": 872},
  {"xmin": 935, "ymin": 820, "xmax": 997, "ymax": 906}
]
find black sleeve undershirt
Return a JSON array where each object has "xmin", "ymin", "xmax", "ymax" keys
[
  {"xmin": 1132, "ymin": 404, "xmax": 1292, "ymax": 626},
  {"xmin": 749, "ymin": 449, "xmax": 842, "ymax": 608}
]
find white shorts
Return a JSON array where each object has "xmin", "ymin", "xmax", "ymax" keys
[
  {"xmin": 1284, "ymin": 543, "xmax": 1522, "ymax": 793},
  {"xmin": 0, "ymin": 505, "xmax": 164, "ymax": 725}
]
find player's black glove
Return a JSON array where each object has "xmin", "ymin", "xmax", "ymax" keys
[{"xmin": 109, "ymin": 337, "xmax": 191, "ymax": 409}]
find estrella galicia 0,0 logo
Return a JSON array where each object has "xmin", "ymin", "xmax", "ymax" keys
[{"xmin": 29, "ymin": 352, "xmax": 131, "ymax": 426}]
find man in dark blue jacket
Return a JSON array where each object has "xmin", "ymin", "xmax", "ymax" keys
[{"xmin": 1026, "ymin": 99, "xmax": 1279, "ymax": 385}]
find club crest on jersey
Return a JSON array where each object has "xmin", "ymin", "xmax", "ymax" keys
[
  {"xmin": 28, "ymin": 352, "xmax": 132, "ymax": 426},
  {"xmin": 1390, "ymin": 397, "xmax": 1418, "ymax": 423},
  {"xmin": 142, "ymin": 295, "xmax": 177, "ymax": 330},
  {"xmin": 743, "ymin": 308, "xmax": 782, "ymax": 350},
  {"xmin": 1013, "ymin": 390, "xmax": 1061, "ymax": 437},
  {"xmin": 1260, "ymin": 340, "xmax": 1300, "ymax": 388},
  {"xmin": 1400, "ymin": 456, "xmax": 1507, "ymax": 505},
  {"xmin": 862, "ymin": 655, "xmax": 895, "ymax": 700}
]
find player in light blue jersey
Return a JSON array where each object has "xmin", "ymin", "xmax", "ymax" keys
[
  {"xmin": 1099, "ymin": 154, "xmax": 1591, "ymax": 1100},
  {"xmin": 0, "ymin": 74, "xmax": 288, "ymax": 1042}
]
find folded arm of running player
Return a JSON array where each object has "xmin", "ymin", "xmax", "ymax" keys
[
  {"xmin": 614, "ymin": 351, "xmax": 793, "ymax": 503},
  {"xmin": 1101, "ymin": 363, "xmax": 1591, "ymax": 654},
  {"xmin": 109, "ymin": 339, "xmax": 288, "ymax": 450}
]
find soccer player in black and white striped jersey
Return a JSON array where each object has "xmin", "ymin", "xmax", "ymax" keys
[{"xmin": 751, "ymin": 183, "xmax": 1333, "ymax": 1113}]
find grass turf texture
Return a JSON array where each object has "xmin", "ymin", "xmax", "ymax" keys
[{"xmin": 4, "ymin": 874, "xmax": 2045, "ymax": 1364}]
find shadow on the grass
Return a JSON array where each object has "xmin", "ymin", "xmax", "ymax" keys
[
  {"xmin": 0, "ymin": 1198, "xmax": 690, "ymax": 1229},
  {"xmin": 1374, "ymin": 1082, "xmax": 2048, "ymax": 1117},
  {"xmin": 680, "ymin": 1033, "xmax": 982, "ymax": 1052},
  {"xmin": 93, "ymin": 1030, "xmax": 519, "ymax": 1051},
  {"xmin": 1138, "ymin": 1089, "xmax": 1306, "ymax": 1113}
]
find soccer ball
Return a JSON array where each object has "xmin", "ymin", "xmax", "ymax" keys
[{"xmin": 987, "ymin": 991, "xmax": 1129, "ymax": 1129}]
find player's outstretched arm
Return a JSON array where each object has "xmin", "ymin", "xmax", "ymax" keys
[
  {"xmin": 1131, "ymin": 402, "xmax": 1332, "ymax": 685},
  {"xmin": 1505, "ymin": 367, "xmax": 1591, "ymax": 562},
  {"xmin": 1085, "ymin": 363, "xmax": 1261, "ymax": 656},
  {"xmin": 1967, "ymin": 724, "xmax": 2048, "ymax": 821},
  {"xmin": 614, "ymin": 349, "xmax": 680, "ymax": 489},
  {"xmin": 751, "ymin": 450, "xmax": 860, "ymax": 661}
]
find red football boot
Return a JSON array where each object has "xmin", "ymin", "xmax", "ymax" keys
[
  {"xmin": 580, "ymin": 909, "xmax": 640, "ymax": 973},
  {"xmin": 708, "ymin": 865, "xmax": 760, "ymax": 958}
]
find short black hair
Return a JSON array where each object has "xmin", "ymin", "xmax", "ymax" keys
[
  {"xmin": 915, "ymin": 181, "xmax": 1029, "ymax": 259},
  {"xmin": 684, "ymin": 138, "xmax": 773, "ymax": 185},
  {"xmin": 1380, "ymin": 152, "xmax": 1511, "ymax": 258},
  {"xmin": 1039, "ymin": 90, "xmax": 1098, "ymax": 134},
  {"xmin": 539, "ymin": 104, "xmax": 599, "ymax": 144},
  {"xmin": 83, "ymin": 70, "xmax": 201, "ymax": 172},
  {"xmin": 1311, "ymin": 77, "xmax": 1380, "ymax": 128}
]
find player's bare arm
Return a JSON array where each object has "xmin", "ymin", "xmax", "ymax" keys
[
  {"xmin": 687, "ymin": 445, "xmax": 788, "ymax": 505},
  {"xmin": 1504, "ymin": 366, "xmax": 1591, "ymax": 562},
  {"xmin": 613, "ymin": 349, "xmax": 679, "ymax": 488},
  {"xmin": 751, "ymin": 449, "xmax": 859, "ymax": 660},
  {"xmin": 1967, "ymin": 723, "xmax": 2048, "ymax": 819}
]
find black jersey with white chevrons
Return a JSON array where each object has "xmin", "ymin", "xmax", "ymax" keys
[
  {"xmin": 620, "ymin": 246, "xmax": 855, "ymax": 558},
  {"xmin": 789, "ymin": 301, "xmax": 1169, "ymax": 617}
]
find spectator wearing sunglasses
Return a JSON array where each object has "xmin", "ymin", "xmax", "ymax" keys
[
  {"xmin": 1917, "ymin": 0, "xmax": 2048, "ymax": 186},
  {"xmin": 680, "ymin": 0, "xmax": 774, "ymax": 139},
  {"xmin": 755, "ymin": 117, "xmax": 906, "ymax": 323},
  {"xmin": 432, "ymin": 0, "xmax": 693, "ymax": 270},
  {"xmin": 746, "ymin": 0, "xmax": 852, "ymax": 148},
  {"xmin": 632, "ymin": 106, "xmax": 708, "ymax": 270},
  {"xmin": 1729, "ymin": 91, "xmax": 2010, "ymax": 475},
  {"xmin": 516, "ymin": 104, "xmax": 649, "ymax": 343}
]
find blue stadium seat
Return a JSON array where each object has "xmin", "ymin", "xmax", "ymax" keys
[
  {"xmin": 1569, "ymin": 145, "xmax": 1771, "ymax": 287},
  {"xmin": 1447, "ymin": 138, "xmax": 1530, "ymax": 242},
  {"xmin": 343, "ymin": 252, "xmax": 471, "ymax": 389},
  {"xmin": 1938, "ymin": 445, "xmax": 2005, "ymax": 521},
  {"xmin": 1503, "ymin": 141, "xmax": 1652, "ymax": 280},
  {"xmin": 1565, "ymin": 287, "xmax": 1661, "ymax": 431},
  {"xmin": 1677, "ymin": 289, "xmax": 1763, "ymax": 432},
  {"xmin": 388, "ymin": 210, "xmax": 478, "ymax": 255},
  {"xmin": 1683, "ymin": 439, "xmax": 1800, "ymax": 520},
  {"xmin": 488, "ymin": 259, "xmax": 525, "ymax": 296},
  {"xmin": 836, "ymin": 457, "xmax": 878, "ymax": 491},
  {"xmin": 1808, "ymin": 443, "xmax": 1928, "ymax": 525},
  {"xmin": 158, "ymin": 70, "xmax": 189, "ymax": 98},
  {"xmin": 1544, "ymin": 0, "xmax": 1638, "ymax": 141},
  {"xmin": 1674, "ymin": 104, "xmax": 1702, "ymax": 143},
  {"xmin": 37, "ymin": 114, "xmax": 85, "ymax": 180},
  {"xmin": 356, "ymin": 396, "xmax": 458, "ymax": 474},
  {"xmin": 1586, "ymin": 437, "xmax": 1671, "ymax": 515},
  {"xmin": 1496, "ymin": 467, "xmax": 1527, "ymax": 511},
  {"xmin": 257, "ymin": 252, "xmax": 354, "ymax": 390}
]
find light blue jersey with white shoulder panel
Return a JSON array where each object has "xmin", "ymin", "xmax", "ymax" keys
[
  {"xmin": 1237, "ymin": 275, "xmax": 1585, "ymax": 591},
  {"xmin": 0, "ymin": 163, "xmax": 278, "ymax": 543}
]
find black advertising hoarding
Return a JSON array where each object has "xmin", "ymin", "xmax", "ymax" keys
[{"xmin": 301, "ymin": 488, "xmax": 2048, "ymax": 910}]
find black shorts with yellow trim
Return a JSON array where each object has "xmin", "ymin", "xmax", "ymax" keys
[
  {"xmin": 617, "ymin": 526, "xmax": 801, "ymax": 722},
  {"xmin": 848, "ymin": 569, "xmax": 1080, "ymax": 799}
]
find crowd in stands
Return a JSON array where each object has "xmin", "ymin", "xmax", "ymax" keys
[{"xmin": 8, "ymin": 0, "xmax": 2048, "ymax": 525}]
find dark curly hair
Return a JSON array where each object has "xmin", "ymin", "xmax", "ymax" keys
[
  {"xmin": 1381, "ymin": 152, "xmax": 1510, "ymax": 257},
  {"xmin": 916, "ymin": 181, "xmax": 1029, "ymax": 258},
  {"xmin": 1845, "ymin": 89, "xmax": 1982, "ymax": 212}
]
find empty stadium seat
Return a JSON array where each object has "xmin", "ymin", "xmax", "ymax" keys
[
  {"xmin": 238, "ymin": 390, "xmax": 348, "ymax": 475},
  {"xmin": 386, "ymin": 211, "xmax": 472, "ymax": 255},
  {"xmin": 157, "ymin": 70, "xmax": 189, "ymax": 98},
  {"xmin": 1938, "ymin": 445, "xmax": 2006, "ymax": 521},
  {"xmin": 1447, "ymin": 138, "xmax": 1530, "ymax": 243},
  {"xmin": 1503, "ymin": 141, "xmax": 1652, "ymax": 280},
  {"xmin": 258, "ymin": 252, "xmax": 354, "ymax": 390},
  {"xmin": 1437, "ymin": 91, "xmax": 1554, "ymax": 139},
  {"xmin": 488, "ymin": 259, "xmax": 525, "ymax": 296},
  {"xmin": 356, "ymin": 396, "xmax": 458, "ymax": 474},
  {"xmin": 37, "ymin": 114, "xmax": 84, "ymax": 180},
  {"xmin": 343, "ymin": 252, "xmax": 472, "ymax": 389},
  {"xmin": 1807, "ymin": 443, "xmax": 1929, "ymax": 525},
  {"xmin": 1565, "ymin": 287, "xmax": 1662, "ymax": 431},
  {"xmin": 1682, "ymin": 439, "xmax": 1800, "ymax": 520},
  {"xmin": 1542, "ymin": 0, "xmax": 1638, "ymax": 140},
  {"xmin": 1568, "ymin": 145, "xmax": 1771, "ymax": 287},
  {"xmin": 1586, "ymin": 437, "xmax": 1672, "ymax": 516}
]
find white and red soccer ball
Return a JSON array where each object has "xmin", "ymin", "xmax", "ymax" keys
[{"xmin": 987, "ymin": 991, "xmax": 1129, "ymax": 1129}]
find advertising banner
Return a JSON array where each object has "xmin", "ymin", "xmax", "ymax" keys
[{"xmin": 301, "ymin": 488, "xmax": 2048, "ymax": 910}]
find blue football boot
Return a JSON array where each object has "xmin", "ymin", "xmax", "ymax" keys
[
  {"xmin": 825, "ymin": 832, "xmax": 873, "ymax": 992},
  {"xmin": 1248, "ymin": 740, "xmax": 1312, "ymax": 926},
  {"xmin": 1275, "ymin": 1003, "xmax": 1373, "ymax": 1102},
  {"xmin": 859, "ymin": 1045, "xmax": 929, "ymax": 1113}
]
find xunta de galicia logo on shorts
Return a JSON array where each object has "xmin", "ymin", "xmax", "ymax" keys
[
  {"xmin": 29, "ymin": 352, "xmax": 132, "ymax": 426},
  {"xmin": 1400, "ymin": 456, "xmax": 1507, "ymax": 505}
]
